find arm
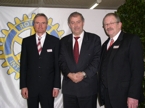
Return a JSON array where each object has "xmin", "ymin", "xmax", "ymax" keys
[
  {"xmin": 59, "ymin": 39, "xmax": 71, "ymax": 77},
  {"xmin": 20, "ymin": 39, "xmax": 27, "ymax": 89},
  {"xmin": 53, "ymin": 39, "xmax": 61, "ymax": 89},
  {"xmin": 83, "ymin": 36, "xmax": 101, "ymax": 78},
  {"xmin": 20, "ymin": 39, "xmax": 28, "ymax": 98},
  {"xmin": 127, "ymin": 35, "xmax": 144, "ymax": 99}
]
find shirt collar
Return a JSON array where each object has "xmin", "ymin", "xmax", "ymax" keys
[
  {"xmin": 73, "ymin": 31, "xmax": 84, "ymax": 39},
  {"xmin": 36, "ymin": 32, "xmax": 46, "ymax": 39},
  {"xmin": 111, "ymin": 30, "xmax": 121, "ymax": 42}
]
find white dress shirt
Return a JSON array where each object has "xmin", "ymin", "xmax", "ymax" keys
[
  {"xmin": 107, "ymin": 30, "xmax": 121, "ymax": 49},
  {"xmin": 73, "ymin": 31, "xmax": 84, "ymax": 53},
  {"xmin": 36, "ymin": 32, "xmax": 46, "ymax": 47}
]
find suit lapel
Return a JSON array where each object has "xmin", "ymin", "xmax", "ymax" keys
[
  {"xmin": 66, "ymin": 35, "xmax": 76, "ymax": 64},
  {"xmin": 108, "ymin": 31, "xmax": 124, "ymax": 62},
  {"xmin": 78, "ymin": 32, "xmax": 89, "ymax": 65},
  {"xmin": 102, "ymin": 38, "xmax": 109, "ymax": 55},
  {"xmin": 40, "ymin": 33, "xmax": 50, "ymax": 56},
  {"xmin": 100, "ymin": 38, "xmax": 109, "ymax": 61},
  {"xmin": 31, "ymin": 34, "xmax": 40, "ymax": 57}
]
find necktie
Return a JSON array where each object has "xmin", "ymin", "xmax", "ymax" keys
[
  {"xmin": 37, "ymin": 37, "xmax": 42, "ymax": 55},
  {"xmin": 73, "ymin": 37, "xmax": 80, "ymax": 64},
  {"xmin": 108, "ymin": 39, "xmax": 114, "ymax": 50}
]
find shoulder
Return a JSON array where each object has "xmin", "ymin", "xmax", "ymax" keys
[
  {"xmin": 46, "ymin": 33, "xmax": 60, "ymax": 42},
  {"xmin": 84, "ymin": 32, "xmax": 101, "ymax": 44},
  {"xmin": 85, "ymin": 32, "xmax": 100, "ymax": 40},
  {"xmin": 22, "ymin": 34, "xmax": 35, "ymax": 42},
  {"xmin": 123, "ymin": 32, "xmax": 140, "ymax": 42},
  {"xmin": 60, "ymin": 34, "xmax": 72, "ymax": 41}
]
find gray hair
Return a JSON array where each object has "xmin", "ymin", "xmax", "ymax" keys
[
  {"xmin": 33, "ymin": 13, "xmax": 48, "ymax": 25},
  {"xmin": 103, "ymin": 13, "xmax": 121, "ymax": 25},
  {"xmin": 68, "ymin": 12, "xmax": 84, "ymax": 24}
]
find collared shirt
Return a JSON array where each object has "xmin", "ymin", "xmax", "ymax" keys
[
  {"xmin": 107, "ymin": 30, "xmax": 121, "ymax": 49},
  {"xmin": 73, "ymin": 31, "xmax": 84, "ymax": 53},
  {"xmin": 36, "ymin": 32, "xmax": 46, "ymax": 47}
]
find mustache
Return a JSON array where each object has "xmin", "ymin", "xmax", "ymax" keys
[{"xmin": 107, "ymin": 28, "xmax": 113, "ymax": 31}]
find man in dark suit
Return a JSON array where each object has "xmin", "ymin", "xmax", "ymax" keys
[
  {"xmin": 59, "ymin": 12, "xmax": 101, "ymax": 108},
  {"xmin": 99, "ymin": 13, "xmax": 144, "ymax": 108},
  {"xmin": 20, "ymin": 13, "xmax": 60, "ymax": 108}
]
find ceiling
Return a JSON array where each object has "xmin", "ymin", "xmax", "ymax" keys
[{"xmin": 0, "ymin": 0, "xmax": 125, "ymax": 9}]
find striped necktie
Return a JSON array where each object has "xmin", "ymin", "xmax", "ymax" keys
[
  {"xmin": 37, "ymin": 37, "xmax": 42, "ymax": 55},
  {"xmin": 108, "ymin": 39, "xmax": 114, "ymax": 50}
]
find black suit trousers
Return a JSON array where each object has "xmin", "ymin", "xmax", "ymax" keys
[
  {"xmin": 27, "ymin": 94, "xmax": 54, "ymax": 108},
  {"xmin": 63, "ymin": 94, "xmax": 97, "ymax": 108}
]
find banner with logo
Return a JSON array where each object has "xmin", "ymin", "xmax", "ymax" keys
[{"xmin": 0, "ymin": 6, "xmax": 115, "ymax": 108}]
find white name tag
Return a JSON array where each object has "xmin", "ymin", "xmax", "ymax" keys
[
  {"xmin": 113, "ymin": 46, "xmax": 119, "ymax": 49},
  {"xmin": 47, "ymin": 49, "xmax": 52, "ymax": 52}
]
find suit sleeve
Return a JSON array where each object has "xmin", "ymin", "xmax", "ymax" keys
[
  {"xmin": 84, "ymin": 36, "xmax": 101, "ymax": 78},
  {"xmin": 53, "ymin": 39, "xmax": 61, "ymax": 88},
  {"xmin": 20, "ymin": 39, "xmax": 27, "ymax": 89},
  {"xmin": 128, "ymin": 35, "xmax": 144, "ymax": 99},
  {"xmin": 59, "ymin": 39, "xmax": 70, "ymax": 77}
]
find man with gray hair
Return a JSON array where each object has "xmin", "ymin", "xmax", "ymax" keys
[
  {"xmin": 60, "ymin": 12, "xmax": 101, "ymax": 108},
  {"xmin": 99, "ymin": 13, "xmax": 144, "ymax": 108}
]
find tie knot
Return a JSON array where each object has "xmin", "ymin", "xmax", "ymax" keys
[
  {"xmin": 108, "ymin": 38, "xmax": 114, "ymax": 50},
  {"xmin": 38, "ymin": 37, "xmax": 41, "ymax": 41},
  {"xmin": 110, "ymin": 39, "xmax": 114, "ymax": 42},
  {"xmin": 74, "ymin": 37, "xmax": 80, "ymax": 40}
]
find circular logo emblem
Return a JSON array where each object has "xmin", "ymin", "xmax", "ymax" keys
[{"xmin": 0, "ymin": 13, "xmax": 64, "ymax": 80}]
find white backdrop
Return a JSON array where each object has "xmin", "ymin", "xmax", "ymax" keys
[{"xmin": 0, "ymin": 6, "xmax": 115, "ymax": 108}]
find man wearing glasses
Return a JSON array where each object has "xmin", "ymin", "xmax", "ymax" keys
[{"xmin": 99, "ymin": 13, "xmax": 144, "ymax": 108}]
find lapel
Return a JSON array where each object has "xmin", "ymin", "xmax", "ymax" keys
[
  {"xmin": 100, "ymin": 38, "xmax": 109, "ymax": 62},
  {"xmin": 66, "ymin": 34, "xmax": 76, "ymax": 64},
  {"xmin": 77, "ymin": 32, "xmax": 89, "ymax": 65},
  {"xmin": 31, "ymin": 34, "xmax": 40, "ymax": 57},
  {"xmin": 40, "ymin": 33, "xmax": 50, "ymax": 56},
  {"xmin": 108, "ymin": 31, "xmax": 124, "ymax": 62},
  {"xmin": 102, "ymin": 38, "xmax": 109, "ymax": 55}
]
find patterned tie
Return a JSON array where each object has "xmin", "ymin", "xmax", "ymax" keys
[
  {"xmin": 108, "ymin": 39, "xmax": 114, "ymax": 50},
  {"xmin": 73, "ymin": 37, "xmax": 80, "ymax": 64},
  {"xmin": 37, "ymin": 37, "xmax": 42, "ymax": 55}
]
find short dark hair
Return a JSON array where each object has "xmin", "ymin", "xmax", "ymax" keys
[
  {"xmin": 33, "ymin": 13, "xmax": 48, "ymax": 25},
  {"xmin": 68, "ymin": 12, "xmax": 84, "ymax": 23},
  {"xmin": 103, "ymin": 13, "xmax": 121, "ymax": 25}
]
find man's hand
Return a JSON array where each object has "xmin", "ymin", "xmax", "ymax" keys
[
  {"xmin": 75, "ymin": 72, "xmax": 84, "ymax": 82},
  {"xmin": 52, "ymin": 88, "xmax": 59, "ymax": 97},
  {"xmin": 67, "ymin": 72, "xmax": 84, "ymax": 83},
  {"xmin": 67, "ymin": 73, "xmax": 78, "ymax": 83},
  {"xmin": 21, "ymin": 88, "xmax": 28, "ymax": 99},
  {"xmin": 127, "ymin": 97, "xmax": 138, "ymax": 108}
]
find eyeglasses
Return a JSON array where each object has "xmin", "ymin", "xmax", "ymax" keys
[{"xmin": 103, "ymin": 22, "xmax": 119, "ymax": 27}]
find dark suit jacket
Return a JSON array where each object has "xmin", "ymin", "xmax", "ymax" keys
[
  {"xmin": 20, "ymin": 33, "xmax": 60, "ymax": 97},
  {"xmin": 99, "ymin": 31, "xmax": 144, "ymax": 107},
  {"xmin": 59, "ymin": 31, "xmax": 101, "ymax": 97}
]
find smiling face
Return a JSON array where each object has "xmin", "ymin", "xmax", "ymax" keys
[
  {"xmin": 103, "ymin": 15, "xmax": 122, "ymax": 38},
  {"xmin": 68, "ymin": 15, "xmax": 84, "ymax": 36},
  {"xmin": 33, "ymin": 16, "xmax": 47, "ymax": 36}
]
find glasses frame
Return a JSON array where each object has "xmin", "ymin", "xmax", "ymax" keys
[{"xmin": 103, "ymin": 22, "xmax": 119, "ymax": 28}]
